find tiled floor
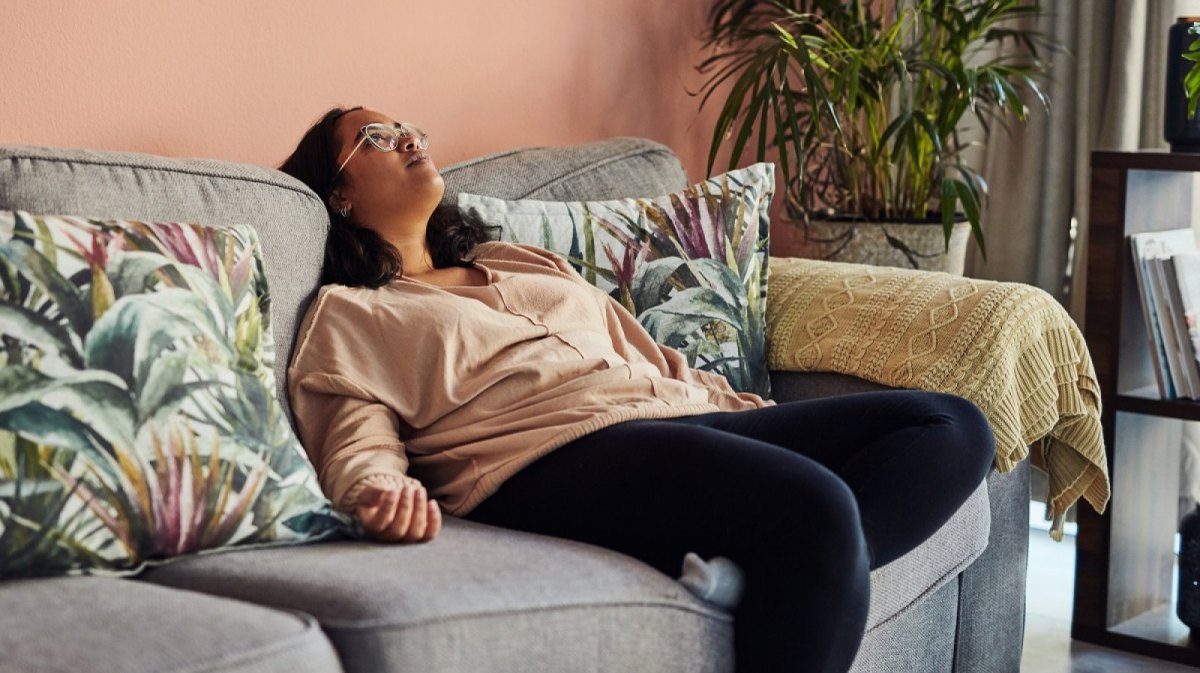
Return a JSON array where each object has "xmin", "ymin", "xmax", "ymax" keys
[{"xmin": 1021, "ymin": 518, "xmax": 1199, "ymax": 672}]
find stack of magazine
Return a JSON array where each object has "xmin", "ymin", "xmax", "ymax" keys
[{"xmin": 1130, "ymin": 228, "xmax": 1200, "ymax": 399}]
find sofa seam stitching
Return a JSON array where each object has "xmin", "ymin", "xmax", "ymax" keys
[
  {"xmin": 863, "ymin": 536, "xmax": 987, "ymax": 636},
  {"xmin": 950, "ymin": 572, "xmax": 967, "ymax": 673},
  {"xmin": 316, "ymin": 599, "xmax": 733, "ymax": 632}
]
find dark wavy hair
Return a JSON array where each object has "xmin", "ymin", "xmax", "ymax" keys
[{"xmin": 278, "ymin": 106, "xmax": 497, "ymax": 288}]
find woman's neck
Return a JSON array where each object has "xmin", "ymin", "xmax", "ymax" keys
[
  {"xmin": 395, "ymin": 240, "xmax": 436, "ymax": 276},
  {"xmin": 372, "ymin": 223, "xmax": 435, "ymax": 276}
]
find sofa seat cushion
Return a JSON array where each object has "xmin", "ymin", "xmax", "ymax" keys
[
  {"xmin": 865, "ymin": 479, "xmax": 990, "ymax": 632},
  {"xmin": 138, "ymin": 516, "xmax": 733, "ymax": 673},
  {"xmin": 0, "ymin": 576, "xmax": 342, "ymax": 673}
]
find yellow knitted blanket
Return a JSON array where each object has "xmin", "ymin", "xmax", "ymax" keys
[{"xmin": 766, "ymin": 257, "xmax": 1110, "ymax": 540}]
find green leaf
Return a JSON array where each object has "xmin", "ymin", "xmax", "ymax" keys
[
  {"xmin": 0, "ymin": 478, "xmax": 65, "ymax": 498},
  {"xmin": 683, "ymin": 257, "xmax": 747, "ymax": 311},
  {"xmin": 630, "ymin": 257, "xmax": 686, "ymax": 315},
  {"xmin": 84, "ymin": 288, "xmax": 233, "ymax": 393},
  {"xmin": 952, "ymin": 179, "xmax": 986, "ymax": 260},
  {"xmin": 1186, "ymin": 55, "xmax": 1200, "ymax": 120},
  {"xmin": 135, "ymin": 350, "xmax": 219, "ymax": 423},
  {"xmin": 0, "ymin": 405, "xmax": 110, "ymax": 468},
  {"xmin": 0, "ymin": 239, "xmax": 91, "ymax": 337},
  {"xmin": 881, "ymin": 112, "xmax": 912, "ymax": 160},
  {"xmin": 105, "ymin": 251, "xmax": 173, "ymax": 298},
  {"xmin": 638, "ymin": 286, "xmax": 743, "ymax": 350},
  {"xmin": 0, "ymin": 365, "xmax": 135, "ymax": 451},
  {"xmin": 771, "ymin": 21, "xmax": 798, "ymax": 49},
  {"xmin": 0, "ymin": 301, "xmax": 82, "ymax": 368},
  {"xmin": 913, "ymin": 111, "xmax": 942, "ymax": 154},
  {"xmin": 941, "ymin": 180, "xmax": 958, "ymax": 251}
]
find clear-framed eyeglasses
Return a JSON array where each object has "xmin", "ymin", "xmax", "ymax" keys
[{"xmin": 333, "ymin": 122, "xmax": 429, "ymax": 182}]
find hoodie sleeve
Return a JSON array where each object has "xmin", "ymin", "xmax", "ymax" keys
[
  {"xmin": 288, "ymin": 370, "xmax": 420, "ymax": 513},
  {"xmin": 287, "ymin": 288, "xmax": 422, "ymax": 514}
]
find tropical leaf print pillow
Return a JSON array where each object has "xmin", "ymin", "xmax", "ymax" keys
[
  {"xmin": 0, "ymin": 211, "xmax": 350, "ymax": 578},
  {"xmin": 458, "ymin": 163, "xmax": 775, "ymax": 397}
]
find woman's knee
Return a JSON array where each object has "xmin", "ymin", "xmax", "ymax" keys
[
  {"xmin": 776, "ymin": 474, "xmax": 869, "ymax": 572},
  {"xmin": 919, "ymin": 392, "xmax": 995, "ymax": 483}
]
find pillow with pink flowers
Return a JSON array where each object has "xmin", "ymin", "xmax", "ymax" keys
[
  {"xmin": 458, "ymin": 163, "xmax": 775, "ymax": 397},
  {"xmin": 0, "ymin": 210, "xmax": 351, "ymax": 578}
]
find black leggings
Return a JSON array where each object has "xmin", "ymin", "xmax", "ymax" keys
[{"xmin": 464, "ymin": 391, "xmax": 995, "ymax": 673}]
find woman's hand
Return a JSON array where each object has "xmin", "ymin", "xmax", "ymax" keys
[{"xmin": 355, "ymin": 480, "xmax": 442, "ymax": 543}]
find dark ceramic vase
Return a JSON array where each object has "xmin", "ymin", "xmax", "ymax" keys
[
  {"xmin": 1178, "ymin": 504, "xmax": 1200, "ymax": 631},
  {"xmin": 1165, "ymin": 17, "xmax": 1200, "ymax": 152}
]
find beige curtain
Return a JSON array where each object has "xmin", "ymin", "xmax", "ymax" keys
[
  {"xmin": 970, "ymin": 0, "xmax": 1200, "ymax": 518},
  {"xmin": 963, "ymin": 0, "xmax": 1200, "ymax": 322}
]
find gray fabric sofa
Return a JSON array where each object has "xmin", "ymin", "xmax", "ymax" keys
[{"xmin": 0, "ymin": 139, "xmax": 1029, "ymax": 673}]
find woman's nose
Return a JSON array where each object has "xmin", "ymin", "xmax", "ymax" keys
[{"xmin": 401, "ymin": 136, "xmax": 421, "ymax": 152}]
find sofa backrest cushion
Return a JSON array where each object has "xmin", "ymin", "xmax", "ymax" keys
[
  {"xmin": 0, "ymin": 145, "xmax": 327, "ymax": 424},
  {"xmin": 439, "ymin": 137, "xmax": 688, "ymax": 204},
  {"xmin": 0, "ymin": 138, "xmax": 688, "ymax": 424}
]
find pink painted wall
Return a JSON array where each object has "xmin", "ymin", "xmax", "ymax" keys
[{"xmin": 1, "ymin": 0, "xmax": 740, "ymax": 185}]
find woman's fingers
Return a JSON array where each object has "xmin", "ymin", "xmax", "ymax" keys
[
  {"xmin": 360, "ymin": 487, "xmax": 400, "ymax": 534},
  {"xmin": 424, "ymin": 500, "xmax": 442, "ymax": 541},
  {"xmin": 354, "ymin": 482, "xmax": 442, "ymax": 543},
  {"xmin": 379, "ymin": 484, "xmax": 417, "ymax": 542},
  {"xmin": 402, "ymin": 487, "xmax": 429, "ymax": 542}
]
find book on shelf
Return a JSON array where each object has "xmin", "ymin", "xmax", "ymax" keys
[
  {"xmin": 1174, "ymin": 250, "xmax": 1200, "ymax": 394},
  {"xmin": 1159, "ymin": 255, "xmax": 1200, "ymax": 397},
  {"xmin": 1129, "ymin": 228, "xmax": 1200, "ymax": 399}
]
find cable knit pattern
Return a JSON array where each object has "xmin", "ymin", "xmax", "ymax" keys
[{"xmin": 765, "ymin": 257, "xmax": 1110, "ymax": 540}]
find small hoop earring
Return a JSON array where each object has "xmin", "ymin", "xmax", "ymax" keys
[{"xmin": 337, "ymin": 205, "xmax": 351, "ymax": 218}]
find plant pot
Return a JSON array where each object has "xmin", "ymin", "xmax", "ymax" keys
[
  {"xmin": 782, "ymin": 217, "xmax": 972, "ymax": 275},
  {"xmin": 1165, "ymin": 17, "xmax": 1200, "ymax": 153}
]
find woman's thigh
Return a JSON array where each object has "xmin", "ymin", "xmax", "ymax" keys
[
  {"xmin": 669, "ymin": 390, "xmax": 995, "ymax": 566},
  {"xmin": 464, "ymin": 419, "xmax": 867, "ymax": 579},
  {"xmin": 673, "ymin": 391, "xmax": 993, "ymax": 476}
]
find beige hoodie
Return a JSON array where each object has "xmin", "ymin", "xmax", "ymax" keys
[{"xmin": 287, "ymin": 241, "xmax": 771, "ymax": 516}]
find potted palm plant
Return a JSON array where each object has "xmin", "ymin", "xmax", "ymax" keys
[{"xmin": 697, "ymin": 0, "xmax": 1052, "ymax": 272}]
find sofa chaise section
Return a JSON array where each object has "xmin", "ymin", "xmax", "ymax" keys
[{"xmin": 0, "ymin": 576, "xmax": 342, "ymax": 673}]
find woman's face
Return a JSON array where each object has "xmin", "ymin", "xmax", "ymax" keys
[{"xmin": 330, "ymin": 108, "xmax": 445, "ymax": 234}]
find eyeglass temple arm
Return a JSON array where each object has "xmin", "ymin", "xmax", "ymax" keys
[{"xmin": 334, "ymin": 134, "xmax": 369, "ymax": 180}]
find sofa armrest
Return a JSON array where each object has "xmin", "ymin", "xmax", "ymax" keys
[
  {"xmin": 768, "ymin": 369, "xmax": 1031, "ymax": 673},
  {"xmin": 764, "ymin": 255, "xmax": 1106, "ymax": 538}
]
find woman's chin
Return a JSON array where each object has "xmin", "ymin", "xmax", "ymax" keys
[{"xmin": 398, "ymin": 171, "xmax": 445, "ymax": 203}]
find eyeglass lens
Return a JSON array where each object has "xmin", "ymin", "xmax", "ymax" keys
[{"xmin": 364, "ymin": 123, "xmax": 428, "ymax": 152}]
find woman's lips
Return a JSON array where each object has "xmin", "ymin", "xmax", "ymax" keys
[{"xmin": 407, "ymin": 153, "xmax": 430, "ymax": 167}]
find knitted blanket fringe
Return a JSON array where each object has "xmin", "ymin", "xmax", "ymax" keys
[{"xmin": 765, "ymin": 257, "xmax": 1110, "ymax": 541}]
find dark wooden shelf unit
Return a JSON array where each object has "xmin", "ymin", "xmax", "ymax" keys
[{"xmin": 1076, "ymin": 150, "xmax": 1200, "ymax": 666}]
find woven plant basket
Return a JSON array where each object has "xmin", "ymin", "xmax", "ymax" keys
[{"xmin": 788, "ymin": 218, "xmax": 971, "ymax": 275}]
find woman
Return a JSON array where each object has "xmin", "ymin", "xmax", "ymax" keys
[{"xmin": 279, "ymin": 106, "xmax": 995, "ymax": 673}]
